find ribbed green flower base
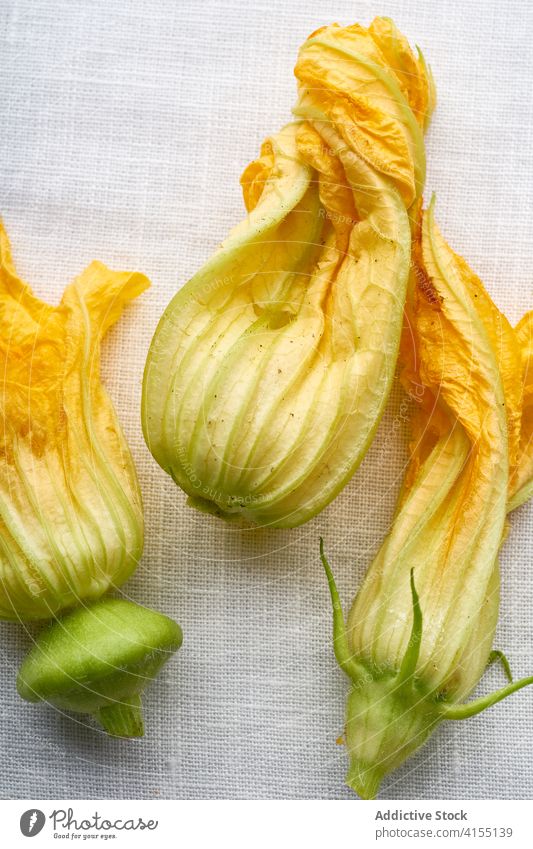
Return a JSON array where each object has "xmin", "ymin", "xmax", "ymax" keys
[{"xmin": 321, "ymin": 541, "xmax": 533, "ymax": 799}]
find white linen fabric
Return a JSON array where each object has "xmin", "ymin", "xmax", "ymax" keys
[{"xmin": 0, "ymin": 0, "xmax": 531, "ymax": 800}]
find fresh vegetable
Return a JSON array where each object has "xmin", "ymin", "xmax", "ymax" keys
[
  {"xmin": 321, "ymin": 199, "xmax": 533, "ymax": 798},
  {"xmin": 0, "ymin": 220, "xmax": 148, "ymax": 620},
  {"xmin": 1, "ymin": 220, "xmax": 181, "ymax": 736},
  {"xmin": 142, "ymin": 18, "xmax": 435, "ymax": 528},
  {"xmin": 17, "ymin": 597, "xmax": 182, "ymax": 737}
]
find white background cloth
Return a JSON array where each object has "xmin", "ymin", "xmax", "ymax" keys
[{"xmin": 0, "ymin": 0, "xmax": 532, "ymax": 800}]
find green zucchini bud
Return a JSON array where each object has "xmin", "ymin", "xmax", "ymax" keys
[
  {"xmin": 322, "ymin": 547, "xmax": 533, "ymax": 798},
  {"xmin": 16, "ymin": 597, "xmax": 182, "ymax": 737}
]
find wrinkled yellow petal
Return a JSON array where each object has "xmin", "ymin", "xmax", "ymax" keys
[
  {"xmin": 0, "ymin": 220, "xmax": 149, "ymax": 620},
  {"xmin": 509, "ymin": 310, "xmax": 533, "ymax": 508},
  {"xmin": 296, "ymin": 121, "xmax": 357, "ymax": 254},
  {"xmin": 368, "ymin": 16, "xmax": 435, "ymax": 130},
  {"xmin": 294, "ymin": 17, "xmax": 432, "ymax": 206},
  {"xmin": 240, "ymin": 139, "xmax": 276, "ymax": 213}
]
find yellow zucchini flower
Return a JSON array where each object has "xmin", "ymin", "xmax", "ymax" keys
[
  {"xmin": 0, "ymin": 221, "xmax": 149, "ymax": 620},
  {"xmin": 322, "ymin": 199, "xmax": 533, "ymax": 798},
  {"xmin": 142, "ymin": 18, "xmax": 434, "ymax": 527}
]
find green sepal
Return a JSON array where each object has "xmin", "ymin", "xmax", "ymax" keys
[
  {"xmin": 319, "ymin": 539, "xmax": 364, "ymax": 681},
  {"xmin": 396, "ymin": 569, "xmax": 422, "ymax": 686},
  {"xmin": 439, "ymin": 676, "xmax": 533, "ymax": 720},
  {"xmin": 487, "ymin": 649, "xmax": 513, "ymax": 683}
]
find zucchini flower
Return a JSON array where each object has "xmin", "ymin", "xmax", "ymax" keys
[
  {"xmin": 0, "ymin": 220, "xmax": 148, "ymax": 620},
  {"xmin": 143, "ymin": 18, "xmax": 435, "ymax": 527},
  {"xmin": 321, "ymin": 199, "xmax": 533, "ymax": 798}
]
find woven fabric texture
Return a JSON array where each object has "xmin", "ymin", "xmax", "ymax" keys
[{"xmin": 0, "ymin": 0, "xmax": 532, "ymax": 800}]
